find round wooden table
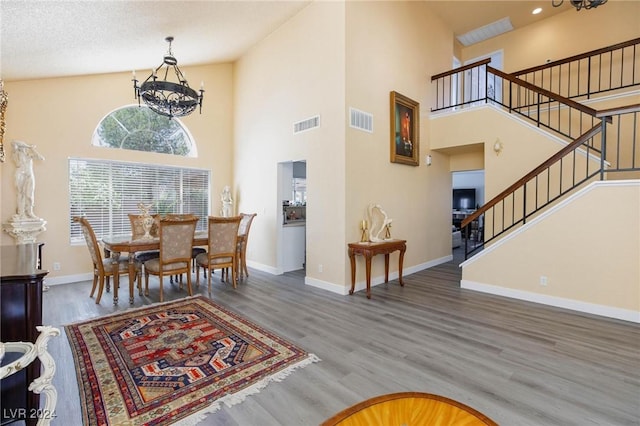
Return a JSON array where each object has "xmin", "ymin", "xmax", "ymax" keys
[{"xmin": 321, "ymin": 392, "xmax": 498, "ymax": 426}]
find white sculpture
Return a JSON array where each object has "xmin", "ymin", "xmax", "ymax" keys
[
  {"xmin": 3, "ymin": 140, "xmax": 47, "ymax": 244},
  {"xmin": 12, "ymin": 140, "xmax": 44, "ymax": 220},
  {"xmin": 220, "ymin": 185, "xmax": 233, "ymax": 217},
  {"xmin": 367, "ymin": 204, "xmax": 393, "ymax": 242}
]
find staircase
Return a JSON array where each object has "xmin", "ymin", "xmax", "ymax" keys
[{"xmin": 431, "ymin": 38, "xmax": 640, "ymax": 259}]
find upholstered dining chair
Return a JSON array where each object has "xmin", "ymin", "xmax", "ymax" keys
[
  {"xmin": 143, "ymin": 216, "xmax": 198, "ymax": 302},
  {"xmin": 74, "ymin": 216, "xmax": 140, "ymax": 304},
  {"xmin": 195, "ymin": 216, "xmax": 242, "ymax": 292},
  {"xmin": 236, "ymin": 213, "xmax": 257, "ymax": 280},
  {"xmin": 160, "ymin": 213, "xmax": 205, "ymax": 272},
  {"xmin": 128, "ymin": 213, "xmax": 160, "ymax": 264}
]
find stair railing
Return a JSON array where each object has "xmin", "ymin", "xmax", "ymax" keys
[
  {"xmin": 431, "ymin": 60, "xmax": 603, "ymax": 142},
  {"xmin": 460, "ymin": 104, "xmax": 640, "ymax": 259},
  {"xmin": 430, "ymin": 40, "xmax": 640, "ymax": 259},
  {"xmin": 512, "ymin": 38, "xmax": 640, "ymax": 101}
]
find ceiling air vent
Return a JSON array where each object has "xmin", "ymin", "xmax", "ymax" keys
[
  {"xmin": 457, "ymin": 17, "xmax": 513, "ymax": 47},
  {"xmin": 293, "ymin": 115, "xmax": 320, "ymax": 134},
  {"xmin": 349, "ymin": 108, "xmax": 373, "ymax": 133}
]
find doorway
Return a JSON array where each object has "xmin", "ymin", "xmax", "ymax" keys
[
  {"xmin": 276, "ymin": 160, "xmax": 307, "ymax": 274},
  {"xmin": 452, "ymin": 170, "xmax": 485, "ymax": 256}
]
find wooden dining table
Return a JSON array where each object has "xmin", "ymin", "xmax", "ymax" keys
[{"xmin": 102, "ymin": 232, "xmax": 208, "ymax": 304}]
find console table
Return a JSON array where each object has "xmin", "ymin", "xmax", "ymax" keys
[
  {"xmin": 1, "ymin": 243, "xmax": 48, "ymax": 426},
  {"xmin": 348, "ymin": 239, "xmax": 406, "ymax": 299}
]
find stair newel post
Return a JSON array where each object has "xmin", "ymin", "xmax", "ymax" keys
[
  {"xmin": 522, "ymin": 185, "xmax": 527, "ymax": 225},
  {"xmin": 600, "ymin": 118, "xmax": 607, "ymax": 181}
]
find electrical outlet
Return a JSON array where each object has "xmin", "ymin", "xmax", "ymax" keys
[
  {"xmin": 539, "ymin": 275, "xmax": 548, "ymax": 286},
  {"xmin": 53, "ymin": 262, "xmax": 61, "ymax": 271},
  {"xmin": 318, "ymin": 264, "xmax": 323, "ymax": 273}
]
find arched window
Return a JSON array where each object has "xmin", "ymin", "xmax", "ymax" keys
[{"xmin": 91, "ymin": 105, "xmax": 197, "ymax": 156}]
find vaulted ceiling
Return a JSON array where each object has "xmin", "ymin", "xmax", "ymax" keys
[{"xmin": 1, "ymin": 1, "xmax": 572, "ymax": 81}]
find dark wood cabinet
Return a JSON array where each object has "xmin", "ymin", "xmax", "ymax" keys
[{"xmin": 1, "ymin": 243, "xmax": 47, "ymax": 426}]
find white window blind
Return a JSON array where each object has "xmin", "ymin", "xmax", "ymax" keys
[{"xmin": 69, "ymin": 158, "xmax": 210, "ymax": 243}]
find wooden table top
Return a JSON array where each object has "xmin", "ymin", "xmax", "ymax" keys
[{"xmin": 321, "ymin": 392, "xmax": 497, "ymax": 426}]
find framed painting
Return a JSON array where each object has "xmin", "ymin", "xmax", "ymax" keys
[{"xmin": 390, "ymin": 91, "xmax": 419, "ymax": 166}]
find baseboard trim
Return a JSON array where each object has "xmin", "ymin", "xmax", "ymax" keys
[
  {"xmin": 246, "ymin": 260, "xmax": 280, "ymax": 275},
  {"xmin": 44, "ymin": 273, "xmax": 93, "ymax": 286},
  {"xmin": 461, "ymin": 279, "xmax": 640, "ymax": 323}
]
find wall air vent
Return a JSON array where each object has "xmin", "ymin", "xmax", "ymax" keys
[
  {"xmin": 349, "ymin": 108, "xmax": 373, "ymax": 133},
  {"xmin": 293, "ymin": 115, "xmax": 320, "ymax": 134}
]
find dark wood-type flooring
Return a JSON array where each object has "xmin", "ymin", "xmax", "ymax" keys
[{"xmin": 42, "ymin": 249, "xmax": 639, "ymax": 425}]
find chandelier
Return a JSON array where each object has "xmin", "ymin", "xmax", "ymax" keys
[
  {"xmin": 132, "ymin": 36, "xmax": 204, "ymax": 119},
  {"xmin": 552, "ymin": 0, "xmax": 607, "ymax": 10}
]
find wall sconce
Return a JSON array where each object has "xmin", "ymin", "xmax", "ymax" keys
[
  {"xmin": 426, "ymin": 154, "xmax": 432, "ymax": 166},
  {"xmin": 493, "ymin": 139, "xmax": 504, "ymax": 156}
]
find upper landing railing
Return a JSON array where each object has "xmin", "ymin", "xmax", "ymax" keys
[{"xmin": 512, "ymin": 38, "xmax": 640, "ymax": 101}]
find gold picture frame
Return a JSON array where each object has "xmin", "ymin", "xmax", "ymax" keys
[{"xmin": 390, "ymin": 91, "xmax": 419, "ymax": 166}]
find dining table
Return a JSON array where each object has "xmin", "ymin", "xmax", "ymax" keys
[{"xmin": 102, "ymin": 231, "xmax": 208, "ymax": 304}]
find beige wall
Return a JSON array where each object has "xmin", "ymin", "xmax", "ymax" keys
[
  {"xmin": 461, "ymin": 181, "xmax": 640, "ymax": 322},
  {"xmin": 233, "ymin": 2, "xmax": 347, "ymax": 285},
  {"xmin": 1, "ymin": 64, "xmax": 234, "ymax": 279},
  {"xmin": 431, "ymin": 106, "xmax": 569, "ymax": 202},
  {"xmin": 234, "ymin": 1, "xmax": 460, "ymax": 292},
  {"xmin": 343, "ymin": 1, "xmax": 455, "ymax": 288},
  {"xmin": 461, "ymin": 2, "xmax": 640, "ymax": 72}
]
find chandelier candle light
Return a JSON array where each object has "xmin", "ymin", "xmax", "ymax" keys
[{"xmin": 132, "ymin": 36, "xmax": 204, "ymax": 119}]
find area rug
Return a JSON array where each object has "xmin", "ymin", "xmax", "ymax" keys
[{"xmin": 65, "ymin": 295, "xmax": 319, "ymax": 426}]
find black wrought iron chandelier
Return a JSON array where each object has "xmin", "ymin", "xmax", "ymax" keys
[
  {"xmin": 132, "ymin": 36, "xmax": 204, "ymax": 119},
  {"xmin": 552, "ymin": 0, "xmax": 607, "ymax": 11}
]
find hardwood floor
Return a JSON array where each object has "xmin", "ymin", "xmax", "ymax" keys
[{"xmin": 43, "ymin": 251, "xmax": 639, "ymax": 425}]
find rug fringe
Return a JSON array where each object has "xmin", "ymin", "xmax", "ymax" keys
[{"xmin": 174, "ymin": 353, "xmax": 321, "ymax": 426}]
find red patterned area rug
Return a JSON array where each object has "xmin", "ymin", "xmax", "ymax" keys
[{"xmin": 65, "ymin": 295, "xmax": 319, "ymax": 425}]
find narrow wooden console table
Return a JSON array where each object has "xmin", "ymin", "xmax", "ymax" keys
[{"xmin": 348, "ymin": 239, "xmax": 406, "ymax": 299}]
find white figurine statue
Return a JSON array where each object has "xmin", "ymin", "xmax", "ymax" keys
[
  {"xmin": 12, "ymin": 140, "xmax": 44, "ymax": 220},
  {"xmin": 220, "ymin": 185, "xmax": 233, "ymax": 217},
  {"xmin": 367, "ymin": 204, "xmax": 393, "ymax": 242}
]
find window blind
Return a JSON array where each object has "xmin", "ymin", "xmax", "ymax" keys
[{"xmin": 69, "ymin": 158, "xmax": 210, "ymax": 243}]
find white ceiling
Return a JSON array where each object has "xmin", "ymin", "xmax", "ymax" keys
[{"xmin": 1, "ymin": 0, "xmax": 573, "ymax": 82}]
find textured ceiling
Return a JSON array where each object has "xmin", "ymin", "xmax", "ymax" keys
[
  {"xmin": 0, "ymin": 0, "xmax": 312, "ymax": 81},
  {"xmin": 1, "ymin": 0, "xmax": 573, "ymax": 81}
]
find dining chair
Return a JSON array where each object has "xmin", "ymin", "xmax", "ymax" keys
[
  {"xmin": 74, "ymin": 216, "xmax": 140, "ymax": 304},
  {"xmin": 160, "ymin": 214, "xmax": 204, "ymax": 272},
  {"xmin": 195, "ymin": 216, "xmax": 242, "ymax": 292},
  {"xmin": 128, "ymin": 213, "xmax": 160, "ymax": 263},
  {"xmin": 236, "ymin": 213, "xmax": 257, "ymax": 280},
  {"xmin": 143, "ymin": 216, "xmax": 198, "ymax": 302}
]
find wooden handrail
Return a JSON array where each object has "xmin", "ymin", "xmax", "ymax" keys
[
  {"xmin": 488, "ymin": 66, "xmax": 603, "ymax": 120},
  {"xmin": 431, "ymin": 58, "xmax": 491, "ymax": 81},
  {"xmin": 461, "ymin": 124, "xmax": 603, "ymax": 228},
  {"xmin": 596, "ymin": 103, "xmax": 640, "ymax": 118},
  {"xmin": 511, "ymin": 38, "xmax": 640, "ymax": 76}
]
